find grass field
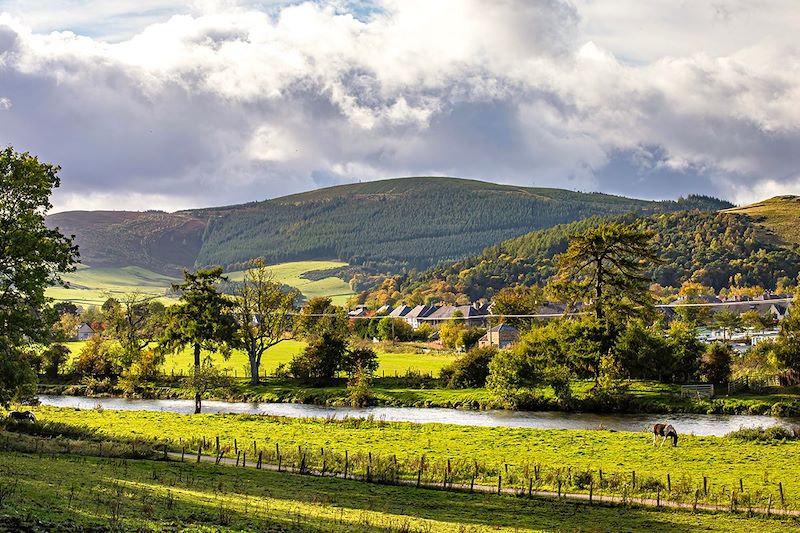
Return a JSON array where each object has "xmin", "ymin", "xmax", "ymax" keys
[
  {"xmin": 3, "ymin": 451, "xmax": 796, "ymax": 532},
  {"xmin": 24, "ymin": 405, "xmax": 800, "ymax": 513},
  {"xmin": 64, "ymin": 340, "xmax": 458, "ymax": 377},
  {"xmin": 47, "ymin": 261, "xmax": 355, "ymax": 307}
]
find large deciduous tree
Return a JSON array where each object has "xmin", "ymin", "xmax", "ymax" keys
[
  {"xmin": 232, "ymin": 260, "xmax": 299, "ymax": 384},
  {"xmin": 0, "ymin": 147, "xmax": 78, "ymax": 406},
  {"xmin": 159, "ymin": 268, "xmax": 236, "ymax": 413}
]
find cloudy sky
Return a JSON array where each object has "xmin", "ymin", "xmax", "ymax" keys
[{"xmin": 1, "ymin": 1, "xmax": 798, "ymax": 212}]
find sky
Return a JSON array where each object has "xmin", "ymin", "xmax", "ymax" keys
[{"xmin": 0, "ymin": 1, "xmax": 798, "ymax": 212}]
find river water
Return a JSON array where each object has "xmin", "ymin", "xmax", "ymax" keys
[{"xmin": 37, "ymin": 395, "xmax": 799, "ymax": 436}]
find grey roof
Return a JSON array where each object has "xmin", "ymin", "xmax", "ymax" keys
[
  {"xmin": 405, "ymin": 305, "xmax": 435, "ymax": 319},
  {"xmin": 376, "ymin": 305, "xmax": 393, "ymax": 315},
  {"xmin": 486, "ymin": 323, "xmax": 519, "ymax": 334},
  {"xmin": 389, "ymin": 305, "xmax": 412, "ymax": 317}
]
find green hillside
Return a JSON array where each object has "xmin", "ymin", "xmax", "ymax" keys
[
  {"xmin": 192, "ymin": 177, "xmax": 731, "ymax": 271},
  {"xmin": 396, "ymin": 210, "xmax": 800, "ymax": 302},
  {"xmin": 46, "ymin": 177, "xmax": 732, "ymax": 276},
  {"xmin": 724, "ymin": 195, "xmax": 800, "ymax": 246}
]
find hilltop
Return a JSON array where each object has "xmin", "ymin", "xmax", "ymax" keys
[
  {"xmin": 724, "ymin": 195, "xmax": 800, "ymax": 246},
  {"xmin": 47, "ymin": 177, "xmax": 732, "ymax": 275}
]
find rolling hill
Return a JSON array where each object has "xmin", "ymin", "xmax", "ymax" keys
[
  {"xmin": 47, "ymin": 177, "xmax": 732, "ymax": 275},
  {"xmin": 392, "ymin": 207, "xmax": 800, "ymax": 302}
]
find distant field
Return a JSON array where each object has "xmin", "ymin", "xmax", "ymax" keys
[
  {"xmin": 226, "ymin": 260, "xmax": 354, "ymax": 305},
  {"xmin": 47, "ymin": 260, "xmax": 355, "ymax": 307},
  {"xmin": 64, "ymin": 340, "xmax": 456, "ymax": 377}
]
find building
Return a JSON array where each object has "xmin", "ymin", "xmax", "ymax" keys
[
  {"xmin": 424, "ymin": 303, "xmax": 490, "ymax": 328},
  {"xmin": 76, "ymin": 323, "xmax": 95, "ymax": 341},
  {"xmin": 478, "ymin": 324, "xmax": 520, "ymax": 349},
  {"xmin": 403, "ymin": 305, "xmax": 435, "ymax": 329},
  {"xmin": 389, "ymin": 305, "xmax": 412, "ymax": 318}
]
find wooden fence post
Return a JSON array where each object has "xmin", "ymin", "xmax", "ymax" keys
[
  {"xmin": 657, "ymin": 486, "xmax": 660, "ymax": 507},
  {"xmin": 242, "ymin": 452, "xmax": 246, "ymax": 468},
  {"xmin": 234, "ymin": 439, "xmax": 238, "ymax": 455},
  {"xmin": 257, "ymin": 450, "xmax": 263, "ymax": 469},
  {"xmin": 589, "ymin": 482, "xmax": 593, "ymax": 504},
  {"xmin": 181, "ymin": 445, "xmax": 185, "ymax": 462},
  {"xmin": 236, "ymin": 450, "xmax": 240, "ymax": 467},
  {"xmin": 667, "ymin": 473, "xmax": 671, "ymax": 492},
  {"xmin": 163, "ymin": 443, "xmax": 168, "ymax": 460},
  {"xmin": 631, "ymin": 470, "xmax": 636, "ymax": 489},
  {"xmin": 216, "ymin": 436, "xmax": 220, "ymax": 455},
  {"xmin": 417, "ymin": 456, "xmax": 423, "ymax": 488},
  {"xmin": 344, "ymin": 451, "xmax": 349, "ymax": 479},
  {"xmin": 278, "ymin": 454, "xmax": 282, "ymax": 472},
  {"xmin": 779, "ymin": 482, "xmax": 784, "ymax": 507},
  {"xmin": 196, "ymin": 447, "xmax": 201, "ymax": 464},
  {"xmin": 767, "ymin": 494, "xmax": 772, "ymax": 515},
  {"xmin": 497, "ymin": 475, "xmax": 502, "ymax": 495},
  {"xmin": 739, "ymin": 479, "xmax": 743, "ymax": 493},
  {"xmin": 557, "ymin": 480, "xmax": 561, "ymax": 498},
  {"xmin": 703, "ymin": 476, "xmax": 707, "ymax": 495},
  {"xmin": 693, "ymin": 490, "xmax": 699, "ymax": 512}
]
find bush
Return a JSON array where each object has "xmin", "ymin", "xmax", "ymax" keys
[
  {"xmin": 346, "ymin": 366, "xmax": 373, "ymax": 407},
  {"xmin": 72, "ymin": 337, "xmax": 122, "ymax": 378},
  {"xmin": 726, "ymin": 425, "xmax": 800, "ymax": 442},
  {"xmin": 341, "ymin": 346, "xmax": 379, "ymax": 377},
  {"xmin": 42, "ymin": 344, "xmax": 70, "ymax": 378},
  {"xmin": 442, "ymin": 346, "xmax": 497, "ymax": 388},
  {"xmin": 289, "ymin": 333, "xmax": 347, "ymax": 384}
]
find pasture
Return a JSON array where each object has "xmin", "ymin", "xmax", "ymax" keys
[
  {"xmin": 2, "ymin": 450, "xmax": 796, "ymax": 532},
  {"xmin": 63, "ymin": 340, "xmax": 457, "ymax": 378},
  {"xmin": 23, "ymin": 405, "xmax": 800, "ymax": 513},
  {"xmin": 47, "ymin": 260, "xmax": 355, "ymax": 307}
]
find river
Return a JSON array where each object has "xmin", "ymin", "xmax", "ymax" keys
[{"xmin": 37, "ymin": 395, "xmax": 800, "ymax": 436}]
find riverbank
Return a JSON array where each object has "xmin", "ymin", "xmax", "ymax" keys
[{"xmin": 37, "ymin": 377, "xmax": 800, "ymax": 416}]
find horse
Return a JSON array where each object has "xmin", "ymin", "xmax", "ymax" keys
[
  {"xmin": 7, "ymin": 410, "xmax": 37, "ymax": 422},
  {"xmin": 652, "ymin": 423, "xmax": 678, "ymax": 447}
]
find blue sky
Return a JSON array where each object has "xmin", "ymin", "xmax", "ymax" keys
[{"xmin": 0, "ymin": 1, "xmax": 798, "ymax": 212}]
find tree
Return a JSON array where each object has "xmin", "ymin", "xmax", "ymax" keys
[
  {"xmin": 42, "ymin": 344, "xmax": 70, "ymax": 378},
  {"xmin": 441, "ymin": 346, "xmax": 497, "ymax": 388},
  {"xmin": 0, "ymin": 147, "xmax": 78, "ymax": 406},
  {"xmin": 72, "ymin": 336, "xmax": 122, "ymax": 378},
  {"xmin": 700, "ymin": 342, "xmax": 733, "ymax": 384},
  {"xmin": 296, "ymin": 297, "xmax": 349, "ymax": 340},
  {"xmin": 159, "ymin": 268, "xmax": 237, "ymax": 413},
  {"xmin": 106, "ymin": 293, "xmax": 166, "ymax": 368},
  {"xmin": 341, "ymin": 345, "xmax": 379, "ymax": 377},
  {"xmin": 376, "ymin": 316, "xmax": 414, "ymax": 342},
  {"xmin": 551, "ymin": 222, "xmax": 661, "ymax": 323},
  {"xmin": 775, "ymin": 300, "xmax": 800, "ymax": 370},
  {"xmin": 232, "ymin": 260, "xmax": 299, "ymax": 384},
  {"xmin": 289, "ymin": 332, "xmax": 347, "ymax": 384},
  {"xmin": 491, "ymin": 285, "xmax": 544, "ymax": 330},
  {"xmin": 713, "ymin": 310, "xmax": 742, "ymax": 341},
  {"xmin": 54, "ymin": 301, "xmax": 79, "ymax": 316}
]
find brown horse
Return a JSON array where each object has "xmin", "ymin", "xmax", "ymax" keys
[
  {"xmin": 7, "ymin": 410, "xmax": 37, "ymax": 422},
  {"xmin": 652, "ymin": 423, "xmax": 678, "ymax": 447}
]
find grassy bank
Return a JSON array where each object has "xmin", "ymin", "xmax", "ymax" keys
[
  {"xmin": 20, "ymin": 405, "xmax": 800, "ymax": 512},
  {"xmin": 3, "ymin": 450, "xmax": 797, "ymax": 532}
]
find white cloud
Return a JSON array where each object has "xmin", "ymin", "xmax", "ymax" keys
[{"xmin": 0, "ymin": 0, "xmax": 798, "ymax": 212}]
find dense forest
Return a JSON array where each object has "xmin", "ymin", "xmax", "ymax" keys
[
  {"xmin": 389, "ymin": 210, "xmax": 800, "ymax": 303},
  {"xmin": 193, "ymin": 177, "xmax": 731, "ymax": 271}
]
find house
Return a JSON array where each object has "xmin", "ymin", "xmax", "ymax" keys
[
  {"xmin": 403, "ymin": 305, "xmax": 435, "ymax": 329},
  {"xmin": 348, "ymin": 307, "xmax": 368, "ymax": 318},
  {"xmin": 478, "ymin": 324, "xmax": 520, "ymax": 349},
  {"xmin": 389, "ymin": 305, "xmax": 412, "ymax": 318},
  {"xmin": 76, "ymin": 323, "xmax": 95, "ymax": 341},
  {"xmin": 424, "ymin": 304, "xmax": 489, "ymax": 328}
]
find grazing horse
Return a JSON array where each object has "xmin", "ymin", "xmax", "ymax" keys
[
  {"xmin": 652, "ymin": 423, "xmax": 678, "ymax": 447},
  {"xmin": 7, "ymin": 410, "xmax": 37, "ymax": 422}
]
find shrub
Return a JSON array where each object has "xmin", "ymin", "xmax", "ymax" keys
[
  {"xmin": 42, "ymin": 344, "xmax": 70, "ymax": 378},
  {"xmin": 726, "ymin": 425, "xmax": 799, "ymax": 442},
  {"xmin": 346, "ymin": 366, "xmax": 373, "ymax": 407},
  {"xmin": 341, "ymin": 346, "xmax": 379, "ymax": 377},
  {"xmin": 72, "ymin": 336, "xmax": 122, "ymax": 378},
  {"xmin": 700, "ymin": 342, "xmax": 733, "ymax": 384},
  {"xmin": 443, "ymin": 347, "xmax": 497, "ymax": 388},
  {"xmin": 289, "ymin": 333, "xmax": 347, "ymax": 384}
]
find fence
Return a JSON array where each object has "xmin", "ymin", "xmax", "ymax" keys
[
  {"xmin": 680, "ymin": 384, "xmax": 714, "ymax": 398},
  {"xmin": 3, "ymin": 428, "xmax": 798, "ymax": 517}
]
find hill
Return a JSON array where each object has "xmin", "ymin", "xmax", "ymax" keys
[
  {"xmin": 47, "ymin": 177, "xmax": 732, "ymax": 275},
  {"xmin": 392, "ymin": 209, "xmax": 800, "ymax": 302},
  {"xmin": 192, "ymin": 177, "xmax": 731, "ymax": 271},
  {"xmin": 45, "ymin": 210, "xmax": 206, "ymax": 276},
  {"xmin": 723, "ymin": 195, "xmax": 800, "ymax": 246}
]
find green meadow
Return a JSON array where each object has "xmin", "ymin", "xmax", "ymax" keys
[
  {"xmin": 47, "ymin": 260, "xmax": 355, "ymax": 307},
  {"xmin": 3, "ymin": 450, "xmax": 796, "ymax": 532},
  {"xmin": 24, "ymin": 405, "xmax": 800, "ymax": 513}
]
